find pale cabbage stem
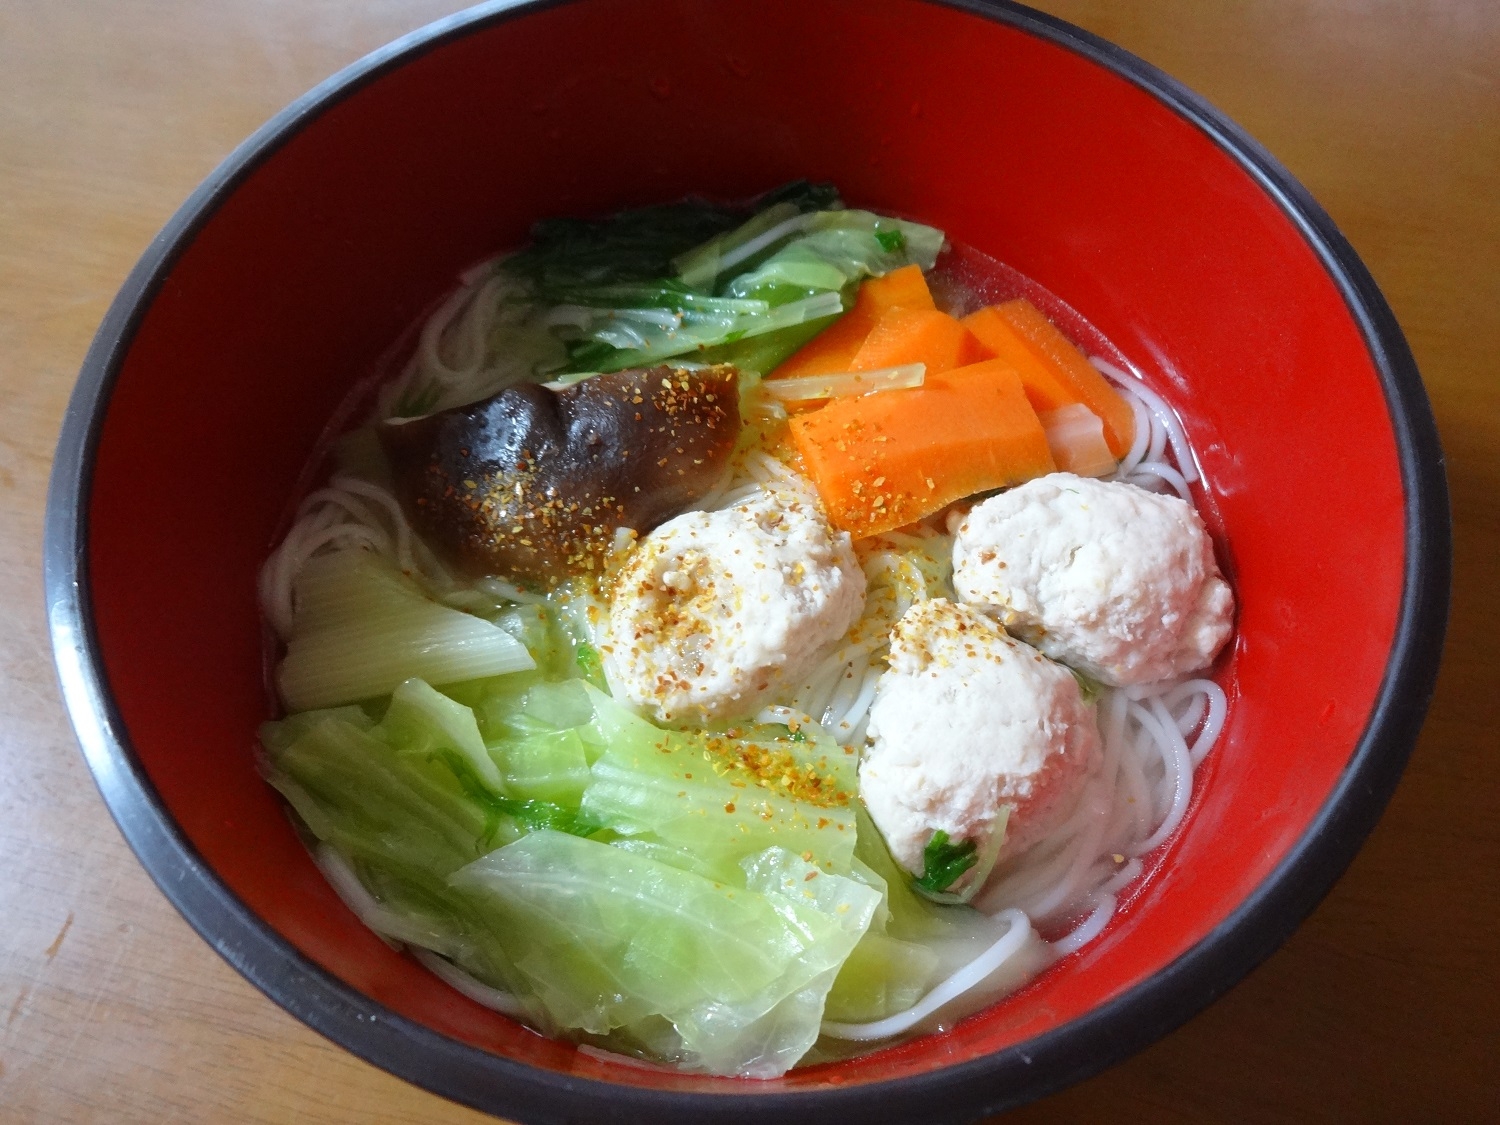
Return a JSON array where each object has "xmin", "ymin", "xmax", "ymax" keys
[
  {"xmin": 762, "ymin": 363, "xmax": 925, "ymax": 402},
  {"xmin": 820, "ymin": 909, "xmax": 1035, "ymax": 1041}
]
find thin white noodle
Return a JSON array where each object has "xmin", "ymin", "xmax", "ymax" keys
[
  {"xmin": 259, "ymin": 476, "xmax": 447, "ymax": 639},
  {"xmin": 835, "ymin": 666, "xmax": 882, "ymax": 743},
  {"xmin": 1113, "ymin": 725, "xmax": 1155, "ymax": 845},
  {"xmin": 976, "ymin": 666, "xmax": 1227, "ymax": 931},
  {"xmin": 793, "ymin": 659, "xmax": 847, "ymax": 722},
  {"xmin": 1172, "ymin": 679, "xmax": 1229, "ymax": 767},
  {"xmin": 312, "ymin": 845, "xmax": 402, "ymax": 951},
  {"xmin": 1127, "ymin": 461, "xmax": 1193, "ymax": 502},
  {"xmin": 1080, "ymin": 695, "xmax": 1137, "ymax": 859},
  {"xmin": 1171, "ymin": 691, "xmax": 1209, "ymax": 736},
  {"xmin": 330, "ymin": 476, "xmax": 418, "ymax": 575},
  {"xmin": 755, "ymin": 704, "xmax": 816, "ymax": 730},
  {"xmin": 820, "ymin": 909, "xmax": 1034, "ymax": 1041},
  {"xmin": 822, "ymin": 662, "xmax": 865, "ymax": 730},
  {"xmin": 574, "ymin": 1044, "xmax": 682, "ymax": 1073},
  {"xmin": 1091, "ymin": 356, "xmax": 1199, "ymax": 483},
  {"xmin": 743, "ymin": 451, "xmax": 818, "ymax": 499},
  {"xmin": 1150, "ymin": 694, "xmax": 1195, "ymax": 808},
  {"xmin": 418, "ymin": 285, "xmax": 482, "ymax": 387},
  {"xmin": 1100, "ymin": 856, "xmax": 1144, "ymax": 895},
  {"xmin": 1051, "ymin": 894, "xmax": 1116, "ymax": 957},
  {"xmin": 295, "ymin": 489, "xmax": 392, "ymax": 554},
  {"xmin": 976, "ymin": 841, "xmax": 1070, "ymax": 914},
  {"xmin": 410, "ymin": 948, "xmax": 532, "ymax": 1020},
  {"xmin": 709, "ymin": 481, "xmax": 763, "ymax": 512},
  {"xmin": 1143, "ymin": 401, "xmax": 1168, "ymax": 466},
  {"xmin": 1130, "ymin": 700, "xmax": 1193, "ymax": 853},
  {"xmin": 1024, "ymin": 786, "xmax": 1112, "ymax": 920},
  {"xmin": 477, "ymin": 577, "xmax": 550, "ymax": 607},
  {"xmin": 1116, "ymin": 386, "xmax": 1153, "ymax": 475},
  {"xmin": 262, "ymin": 523, "xmax": 383, "ymax": 639},
  {"xmin": 714, "ymin": 211, "xmax": 814, "ymax": 276},
  {"xmin": 976, "ymin": 778, "xmax": 1104, "ymax": 916},
  {"xmin": 378, "ymin": 268, "xmax": 547, "ymax": 418},
  {"xmin": 691, "ymin": 462, "xmax": 739, "ymax": 514}
]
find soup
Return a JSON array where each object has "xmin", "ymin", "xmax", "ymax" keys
[{"xmin": 256, "ymin": 183, "xmax": 1232, "ymax": 1078}]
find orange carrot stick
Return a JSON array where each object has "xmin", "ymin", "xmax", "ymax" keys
[
  {"xmin": 788, "ymin": 358, "xmax": 1056, "ymax": 538},
  {"xmin": 971, "ymin": 299, "xmax": 1136, "ymax": 456},
  {"xmin": 848, "ymin": 307, "xmax": 979, "ymax": 377},
  {"xmin": 770, "ymin": 265, "xmax": 936, "ymax": 379},
  {"xmin": 961, "ymin": 306, "xmax": 1080, "ymax": 414}
]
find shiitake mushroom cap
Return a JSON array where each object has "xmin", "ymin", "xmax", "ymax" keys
[{"xmin": 380, "ymin": 365, "xmax": 741, "ymax": 586}]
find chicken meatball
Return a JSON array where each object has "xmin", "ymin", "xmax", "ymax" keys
[
  {"xmin": 860, "ymin": 599, "xmax": 1100, "ymax": 878},
  {"xmin": 952, "ymin": 473, "xmax": 1233, "ymax": 686},
  {"xmin": 605, "ymin": 486, "xmax": 865, "ymax": 723}
]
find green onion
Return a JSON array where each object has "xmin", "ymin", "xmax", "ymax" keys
[{"xmin": 914, "ymin": 830, "xmax": 978, "ymax": 894}]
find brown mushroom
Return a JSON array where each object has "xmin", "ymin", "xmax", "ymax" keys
[{"xmin": 380, "ymin": 365, "xmax": 741, "ymax": 586}]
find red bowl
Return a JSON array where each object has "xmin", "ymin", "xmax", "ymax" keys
[{"xmin": 45, "ymin": 1, "xmax": 1449, "ymax": 1121}]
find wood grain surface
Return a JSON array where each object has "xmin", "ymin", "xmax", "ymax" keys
[{"xmin": 2, "ymin": 1, "xmax": 1495, "ymax": 1122}]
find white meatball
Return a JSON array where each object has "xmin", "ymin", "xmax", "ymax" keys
[
  {"xmin": 860, "ymin": 599, "xmax": 1099, "ymax": 877},
  {"xmin": 953, "ymin": 473, "xmax": 1233, "ymax": 687},
  {"xmin": 605, "ymin": 487, "xmax": 865, "ymax": 723}
]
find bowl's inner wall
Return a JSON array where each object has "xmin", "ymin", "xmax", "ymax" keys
[{"xmin": 84, "ymin": 0, "xmax": 1404, "ymax": 1093}]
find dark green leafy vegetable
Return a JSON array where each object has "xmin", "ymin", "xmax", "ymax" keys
[
  {"xmin": 385, "ymin": 183, "xmax": 944, "ymax": 417},
  {"xmin": 752, "ymin": 179, "xmax": 842, "ymax": 214},
  {"xmin": 914, "ymin": 830, "xmax": 978, "ymax": 893},
  {"xmin": 505, "ymin": 201, "xmax": 740, "ymax": 295},
  {"xmin": 520, "ymin": 185, "xmax": 942, "ymax": 377},
  {"xmin": 502, "ymin": 180, "xmax": 838, "ymax": 297},
  {"xmin": 691, "ymin": 315, "xmax": 838, "ymax": 379}
]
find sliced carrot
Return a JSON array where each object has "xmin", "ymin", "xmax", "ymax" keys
[
  {"xmin": 789, "ymin": 358, "xmax": 1057, "ymax": 538},
  {"xmin": 861, "ymin": 263, "xmax": 936, "ymax": 315},
  {"xmin": 848, "ymin": 307, "xmax": 978, "ymax": 376},
  {"xmin": 973, "ymin": 299, "xmax": 1136, "ymax": 456},
  {"xmin": 961, "ymin": 306, "xmax": 1081, "ymax": 414},
  {"xmin": 770, "ymin": 265, "xmax": 936, "ymax": 379}
]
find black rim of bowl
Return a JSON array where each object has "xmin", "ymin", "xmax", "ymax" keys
[{"xmin": 43, "ymin": 1, "xmax": 1451, "ymax": 1122}]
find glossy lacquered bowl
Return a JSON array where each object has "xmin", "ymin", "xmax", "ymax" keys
[{"xmin": 44, "ymin": 1, "xmax": 1450, "ymax": 1121}]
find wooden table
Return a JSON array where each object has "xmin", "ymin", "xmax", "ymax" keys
[{"xmin": 2, "ymin": 2, "xmax": 1495, "ymax": 1121}]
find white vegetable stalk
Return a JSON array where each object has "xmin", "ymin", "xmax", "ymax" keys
[
  {"xmin": 277, "ymin": 549, "xmax": 535, "ymax": 712},
  {"xmin": 762, "ymin": 363, "xmax": 926, "ymax": 402},
  {"xmin": 1039, "ymin": 403, "xmax": 1117, "ymax": 477},
  {"xmin": 820, "ymin": 909, "xmax": 1042, "ymax": 1041},
  {"xmin": 711, "ymin": 210, "xmax": 816, "ymax": 277},
  {"xmin": 557, "ymin": 290, "xmax": 842, "ymax": 367},
  {"xmin": 674, "ymin": 202, "xmax": 810, "ymax": 291}
]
